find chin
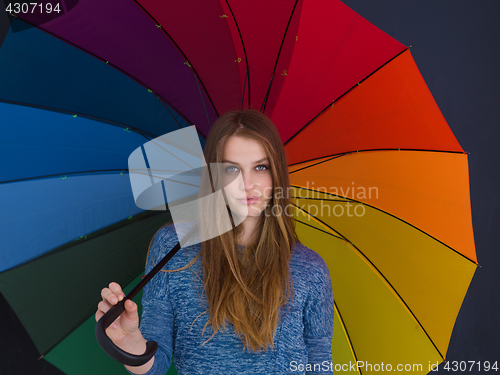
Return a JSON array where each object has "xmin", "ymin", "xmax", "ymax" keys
[{"xmin": 229, "ymin": 207, "xmax": 262, "ymax": 221}]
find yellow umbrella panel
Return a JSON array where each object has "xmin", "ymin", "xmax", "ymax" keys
[{"xmin": 288, "ymin": 150, "xmax": 477, "ymax": 374}]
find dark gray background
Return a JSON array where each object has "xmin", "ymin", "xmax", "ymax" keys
[{"xmin": 342, "ymin": 0, "xmax": 500, "ymax": 372}]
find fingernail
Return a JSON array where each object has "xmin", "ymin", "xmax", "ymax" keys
[{"xmin": 111, "ymin": 297, "xmax": 117, "ymax": 304}]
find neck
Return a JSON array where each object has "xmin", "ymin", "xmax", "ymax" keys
[{"xmin": 237, "ymin": 216, "xmax": 261, "ymax": 246}]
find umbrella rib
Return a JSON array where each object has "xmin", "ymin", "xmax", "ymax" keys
[
  {"xmin": 137, "ymin": 126, "xmax": 205, "ymax": 174},
  {"xmin": 283, "ymin": 48, "xmax": 409, "ymax": 147},
  {"xmin": 132, "ymin": 0, "xmax": 220, "ymax": 120},
  {"xmin": 292, "ymin": 203, "xmax": 446, "ymax": 361},
  {"xmin": 1, "ymin": 169, "xmax": 200, "ymax": 186},
  {"xmin": 288, "ymin": 148, "xmax": 468, "ymax": 171},
  {"xmin": 224, "ymin": 0, "xmax": 251, "ymax": 109},
  {"xmin": 12, "ymin": 15, "xmax": 208, "ymax": 130},
  {"xmin": 332, "ymin": 301, "xmax": 363, "ymax": 375},
  {"xmin": 292, "ymin": 215, "xmax": 347, "ymax": 242},
  {"xmin": 158, "ymin": 98, "xmax": 208, "ymax": 140},
  {"xmin": 193, "ymin": 70, "xmax": 212, "ymax": 129},
  {"xmin": 141, "ymin": 100, "xmax": 207, "ymax": 172},
  {"xmin": 0, "ymin": 99, "xmax": 163, "ymax": 140},
  {"xmin": 288, "ymin": 154, "xmax": 345, "ymax": 173},
  {"xmin": 260, "ymin": 0, "xmax": 300, "ymax": 113},
  {"xmin": 240, "ymin": 65, "xmax": 249, "ymax": 111},
  {"xmin": 290, "ymin": 185, "xmax": 477, "ymax": 265}
]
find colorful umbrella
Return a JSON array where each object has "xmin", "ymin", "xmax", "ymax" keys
[{"xmin": 0, "ymin": 0, "xmax": 477, "ymax": 374}]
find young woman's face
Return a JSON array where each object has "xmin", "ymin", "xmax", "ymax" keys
[{"xmin": 221, "ymin": 136, "xmax": 273, "ymax": 220}]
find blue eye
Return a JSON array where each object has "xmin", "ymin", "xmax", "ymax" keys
[{"xmin": 225, "ymin": 165, "xmax": 269, "ymax": 173}]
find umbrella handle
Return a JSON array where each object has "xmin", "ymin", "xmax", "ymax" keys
[
  {"xmin": 95, "ymin": 299, "xmax": 158, "ymax": 366},
  {"xmin": 95, "ymin": 222, "xmax": 199, "ymax": 366}
]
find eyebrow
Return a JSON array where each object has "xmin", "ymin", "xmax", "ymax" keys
[{"xmin": 221, "ymin": 157, "xmax": 269, "ymax": 166}]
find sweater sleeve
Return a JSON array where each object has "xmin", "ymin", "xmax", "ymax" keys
[
  {"xmin": 303, "ymin": 252, "xmax": 334, "ymax": 374},
  {"xmin": 126, "ymin": 226, "xmax": 176, "ymax": 375}
]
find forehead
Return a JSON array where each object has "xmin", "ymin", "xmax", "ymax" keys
[{"xmin": 222, "ymin": 136, "xmax": 267, "ymax": 161}]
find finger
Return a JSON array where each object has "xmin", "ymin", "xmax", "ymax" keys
[
  {"xmin": 95, "ymin": 307, "xmax": 117, "ymax": 323},
  {"xmin": 109, "ymin": 282, "xmax": 125, "ymax": 301},
  {"xmin": 97, "ymin": 300, "xmax": 112, "ymax": 314},
  {"xmin": 95, "ymin": 310, "xmax": 103, "ymax": 322},
  {"xmin": 101, "ymin": 287, "xmax": 119, "ymax": 305}
]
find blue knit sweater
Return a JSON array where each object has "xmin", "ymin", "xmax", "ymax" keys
[{"xmin": 127, "ymin": 223, "xmax": 334, "ymax": 375}]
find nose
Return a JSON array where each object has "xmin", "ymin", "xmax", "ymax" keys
[{"xmin": 240, "ymin": 170, "xmax": 258, "ymax": 192}]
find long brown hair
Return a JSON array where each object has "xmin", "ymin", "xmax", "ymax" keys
[{"xmin": 150, "ymin": 109, "xmax": 299, "ymax": 353}]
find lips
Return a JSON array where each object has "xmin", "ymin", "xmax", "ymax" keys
[{"xmin": 238, "ymin": 196, "xmax": 259, "ymax": 203}]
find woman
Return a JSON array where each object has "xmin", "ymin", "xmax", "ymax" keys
[{"xmin": 96, "ymin": 109, "xmax": 334, "ymax": 374}]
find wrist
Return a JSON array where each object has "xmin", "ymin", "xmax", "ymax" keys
[{"xmin": 122, "ymin": 331, "xmax": 155, "ymax": 374}]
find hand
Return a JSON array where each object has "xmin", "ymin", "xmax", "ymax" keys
[{"xmin": 95, "ymin": 282, "xmax": 144, "ymax": 353}]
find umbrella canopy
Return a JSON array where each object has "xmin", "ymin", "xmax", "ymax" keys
[{"xmin": 0, "ymin": 1, "xmax": 476, "ymax": 374}]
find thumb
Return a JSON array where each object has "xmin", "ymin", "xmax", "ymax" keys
[{"xmin": 120, "ymin": 299, "xmax": 139, "ymax": 332}]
